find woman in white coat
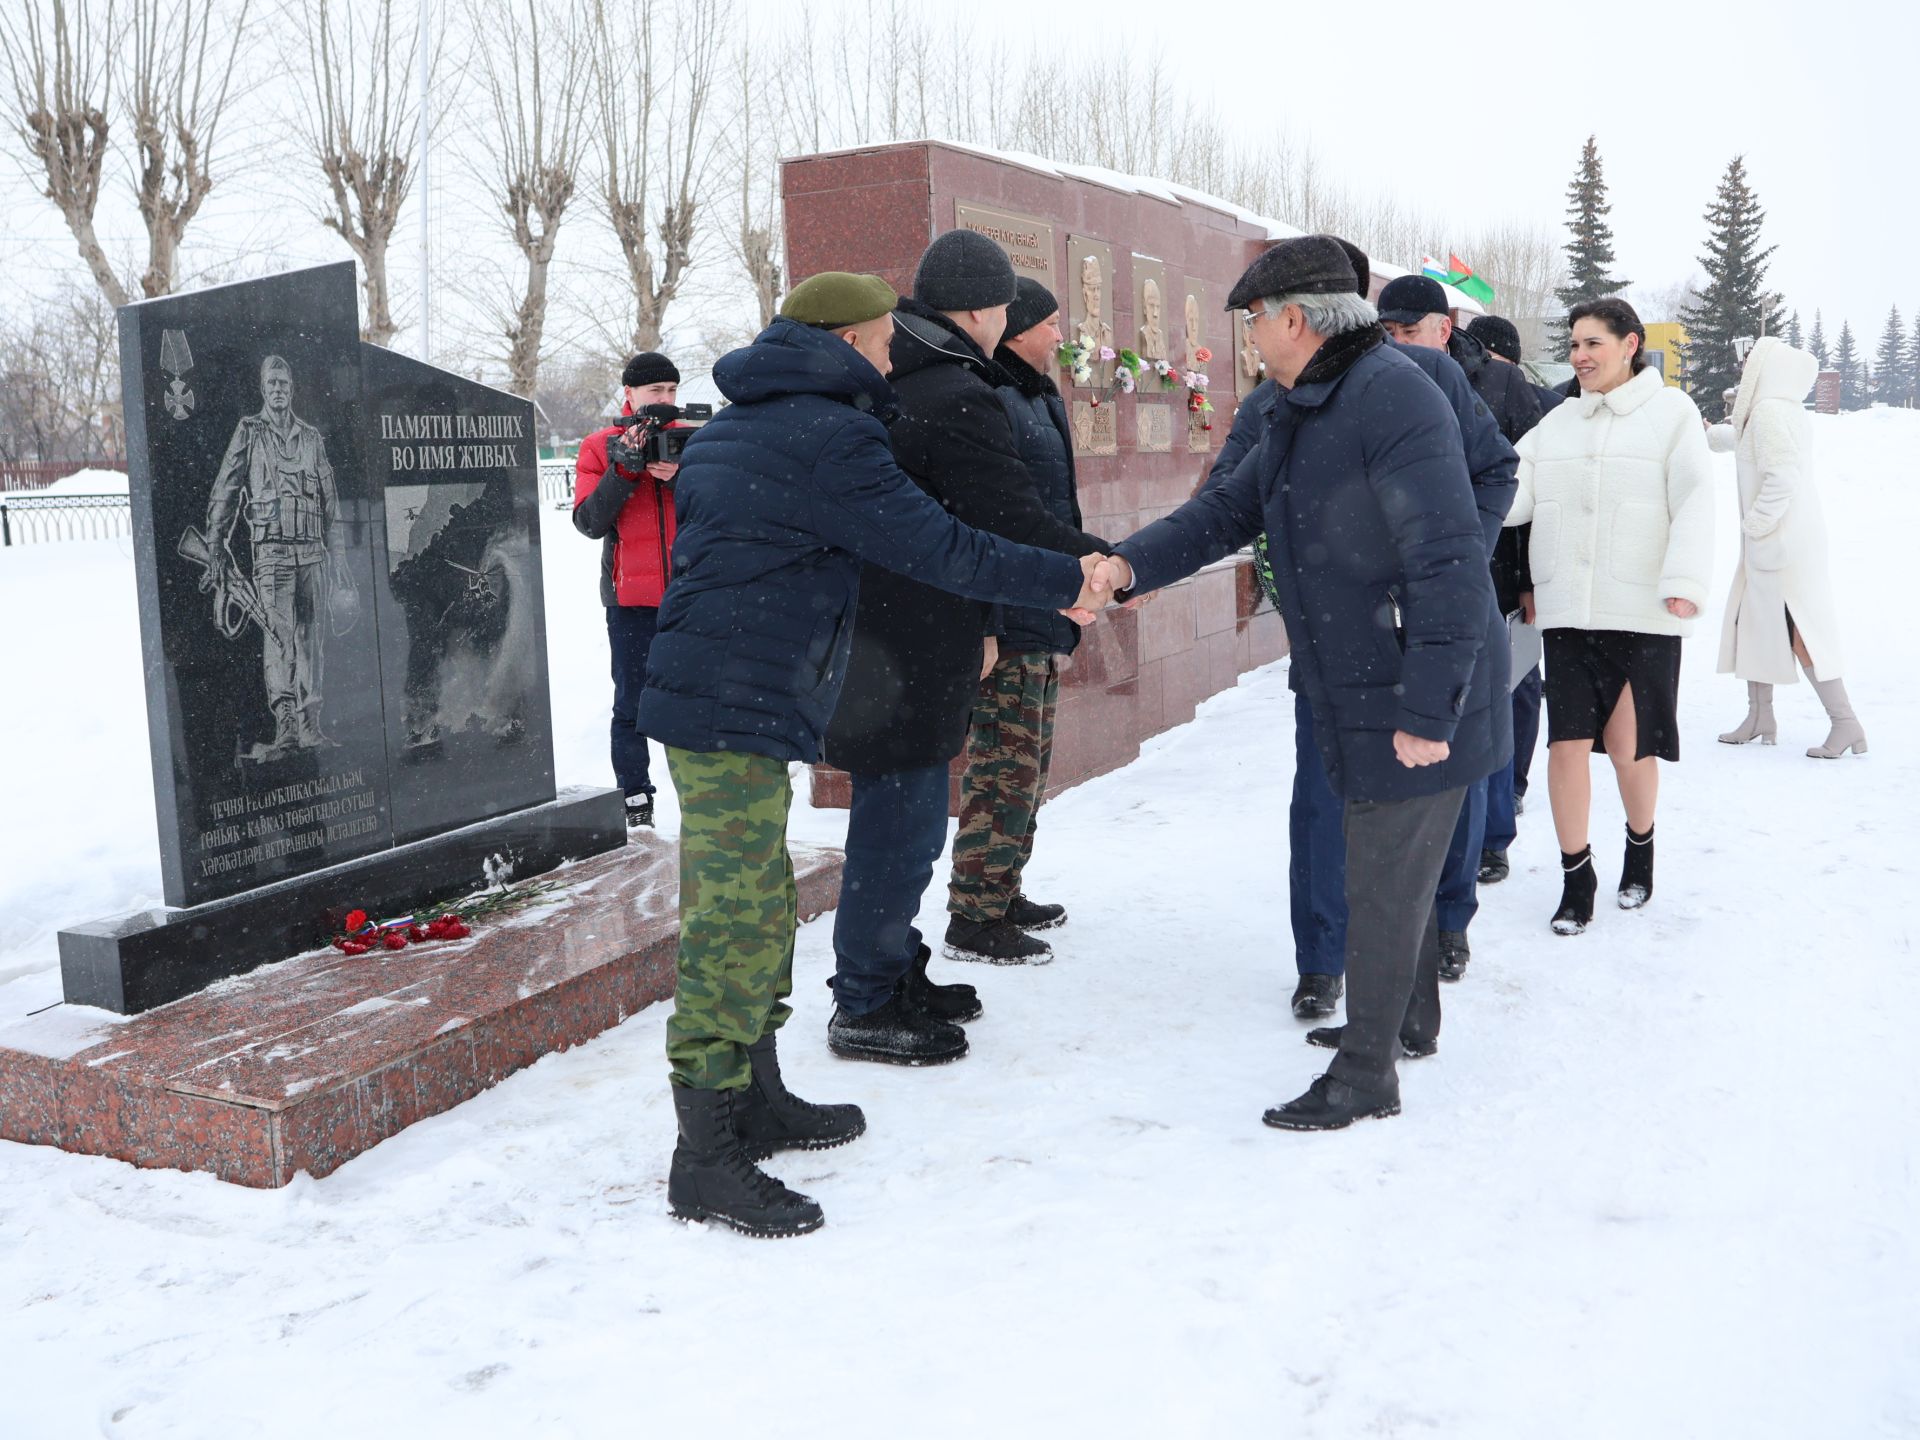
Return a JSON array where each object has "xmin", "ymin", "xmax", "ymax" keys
[
  {"xmin": 1710, "ymin": 336, "xmax": 1867, "ymax": 758},
  {"xmin": 1506, "ymin": 298, "xmax": 1715, "ymax": 936}
]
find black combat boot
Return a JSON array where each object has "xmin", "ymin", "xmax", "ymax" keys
[
  {"xmin": 1477, "ymin": 848, "xmax": 1509, "ymax": 884},
  {"xmin": 1262, "ymin": 1073, "xmax": 1401, "ymax": 1131},
  {"xmin": 1305, "ymin": 1025, "xmax": 1436, "ymax": 1059},
  {"xmin": 906, "ymin": 944, "xmax": 982, "ymax": 1023},
  {"xmin": 1438, "ymin": 930, "xmax": 1470, "ymax": 983},
  {"xmin": 1552, "ymin": 847, "xmax": 1598, "ymax": 936},
  {"xmin": 667, "ymin": 1085, "xmax": 824, "ymax": 1238},
  {"xmin": 1618, "ymin": 824, "xmax": 1654, "ymax": 910},
  {"xmin": 732, "ymin": 1033, "xmax": 866, "ymax": 1162},
  {"xmin": 1290, "ymin": 973, "xmax": 1343, "ymax": 1020},
  {"xmin": 828, "ymin": 988, "xmax": 969, "ymax": 1065},
  {"xmin": 1006, "ymin": 894, "xmax": 1068, "ymax": 931},
  {"xmin": 944, "ymin": 915, "xmax": 1053, "ymax": 965},
  {"xmin": 624, "ymin": 792, "xmax": 654, "ymax": 830}
]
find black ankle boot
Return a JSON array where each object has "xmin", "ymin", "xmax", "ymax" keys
[
  {"xmin": 1618, "ymin": 824, "xmax": 1654, "ymax": 909},
  {"xmin": 732, "ymin": 1033, "xmax": 866, "ymax": 1162},
  {"xmin": 667, "ymin": 1085, "xmax": 824, "ymax": 1238},
  {"xmin": 906, "ymin": 944, "xmax": 982, "ymax": 1022},
  {"xmin": 828, "ymin": 989, "xmax": 969, "ymax": 1066},
  {"xmin": 1552, "ymin": 847, "xmax": 1597, "ymax": 936}
]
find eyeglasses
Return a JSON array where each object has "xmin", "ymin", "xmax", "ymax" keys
[{"xmin": 1243, "ymin": 307, "xmax": 1268, "ymax": 325}]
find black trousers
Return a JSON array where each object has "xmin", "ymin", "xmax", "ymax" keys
[{"xmin": 1331, "ymin": 784, "xmax": 1468, "ymax": 1091}]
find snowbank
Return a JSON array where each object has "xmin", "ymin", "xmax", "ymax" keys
[{"xmin": 37, "ymin": 467, "xmax": 129, "ymax": 495}]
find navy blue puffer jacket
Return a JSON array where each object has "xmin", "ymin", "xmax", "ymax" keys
[{"xmin": 637, "ymin": 319, "xmax": 1085, "ymax": 763}]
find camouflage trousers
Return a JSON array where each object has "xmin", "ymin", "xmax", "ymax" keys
[
  {"xmin": 664, "ymin": 746, "xmax": 796, "ymax": 1090},
  {"xmin": 947, "ymin": 650, "xmax": 1059, "ymax": 922}
]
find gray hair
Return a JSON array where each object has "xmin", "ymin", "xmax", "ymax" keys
[{"xmin": 1260, "ymin": 291, "xmax": 1378, "ymax": 338}]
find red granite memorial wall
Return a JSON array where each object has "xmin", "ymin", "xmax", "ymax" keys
[{"xmin": 781, "ymin": 141, "xmax": 1291, "ymax": 810}]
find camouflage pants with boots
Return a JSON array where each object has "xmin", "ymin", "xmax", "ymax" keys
[
  {"xmin": 947, "ymin": 650, "xmax": 1059, "ymax": 923},
  {"xmin": 664, "ymin": 746, "xmax": 797, "ymax": 1090}
]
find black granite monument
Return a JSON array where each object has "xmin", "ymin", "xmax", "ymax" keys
[{"xmin": 59, "ymin": 263, "xmax": 623, "ymax": 1013}]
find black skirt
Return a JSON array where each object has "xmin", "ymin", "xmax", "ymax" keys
[{"xmin": 1542, "ymin": 628, "xmax": 1683, "ymax": 762}]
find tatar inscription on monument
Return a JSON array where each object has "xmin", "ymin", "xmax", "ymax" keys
[
  {"xmin": 1135, "ymin": 403, "xmax": 1173, "ymax": 454},
  {"xmin": 953, "ymin": 202, "xmax": 1057, "ymax": 289},
  {"xmin": 1070, "ymin": 400, "xmax": 1118, "ymax": 457},
  {"xmin": 122, "ymin": 263, "xmax": 394, "ymax": 908}
]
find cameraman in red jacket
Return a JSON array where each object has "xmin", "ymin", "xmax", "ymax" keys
[{"xmin": 573, "ymin": 351, "xmax": 681, "ymax": 828}]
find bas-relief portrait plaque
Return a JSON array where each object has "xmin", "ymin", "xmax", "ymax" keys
[
  {"xmin": 953, "ymin": 202, "xmax": 1056, "ymax": 289},
  {"xmin": 1184, "ymin": 278, "xmax": 1211, "ymax": 453},
  {"xmin": 1135, "ymin": 403, "xmax": 1173, "ymax": 454},
  {"xmin": 1066, "ymin": 236, "xmax": 1115, "ymax": 390},
  {"xmin": 1132, "ymin": 255, "xmax": 1170, "ymax": 365},
  {"xmin": 1234, "ymin": 310, "xmax": 1264, "ymax": 399},
  {"xmin": 1070, "ymin": 400, "xmax": 1117, "ymax": 457}
]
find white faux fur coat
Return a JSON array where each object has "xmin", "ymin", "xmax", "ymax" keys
[
  {"xmin": 1506, "ymin": 366, "xmax": 1715, "ymax": 637},
  {"xmin": 1708, "ymin": 337, "xmax": 1843, "ymax": 683}
]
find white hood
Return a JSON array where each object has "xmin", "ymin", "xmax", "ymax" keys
[{"xmin": 1730, "ymin": 336, "xmax": 1819, "ymax": 433}]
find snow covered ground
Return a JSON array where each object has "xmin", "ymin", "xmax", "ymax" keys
[{"xmin": 2, "ymin": 414, "xmax": 1916, "ymax": 1437}]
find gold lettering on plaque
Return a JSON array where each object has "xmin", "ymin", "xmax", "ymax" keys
[
  {"xmin": 1136, "ymin": 404, "xmax": 1173, "ymax": 453},
  {"xmin": 954, "ymin": 203, "xmax": 1056, "ymax": 287},
  {"xmin": 1071, "ymin": 400, "xmax": 1117, "ymax": 456}
]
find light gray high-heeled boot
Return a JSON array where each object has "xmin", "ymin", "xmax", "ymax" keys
[
  {"xmin": 1805, "ymin": 667, "xmax": 1867, "ymax": 758},
  {"xmin": 1718, "ymin": 681, "xmax": 1776, "ymax": 745}
]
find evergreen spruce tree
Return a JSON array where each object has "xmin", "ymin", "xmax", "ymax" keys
[
  {"xmin": 1678, "ymin": 155, "xmax": 1786, "ymax": 420},
  {"xmin": 1906, "ymin": 309, "xmax": 1920, "ymax": 407},
  {"xmin": 1786, "ymin": 310, "xmax": 1803, "ymax": 349},
  {"xmin": 1552, "ymin": 136, "xmax": 1631, "ymax": 357},
  {"xmin": 1874, "ymin": 307, "xmax": 1906, "ymax": 405},
  {"xmin": 1810, "ymin": 309, "xmax": 1830, "ymax": 368},
  {"xmin": 1834, "ymin": 321, "xmax": 1863, "ymax": 409}
]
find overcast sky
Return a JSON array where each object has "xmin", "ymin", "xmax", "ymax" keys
[{"xmin": 3, "ymin": 0, "xmax": 1913, "ymax": 357}]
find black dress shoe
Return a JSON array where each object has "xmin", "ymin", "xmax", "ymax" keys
[
  {"xmin": 1304, "ymin": 1025, "xmax": 1436, "ymax": 1059},
  {"xmin": 1262, "ymin": 1073, "xmax": 1401, "ymax": 1131},
  {"xmin": 1438, "ymin": 929, "xmax": 1470, "ymax": 982},
  {"xmin": 1290, "ymin": 973, "xmax": 1343, "ymax": 1020},
  {"xmin": 1477, "ymin": 848, "xmax": 1509, "ymax": 884}
]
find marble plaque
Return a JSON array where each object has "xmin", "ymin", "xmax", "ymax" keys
[
  {"xmin": 954, "ymin": 202, "xmax": 1056, "ymax": 288},
  {"xmin": 1132, "ymin": 254, "xmax": 1170, "ymax": 366},
  {"xmin": 1188, "ymin": 407, "xmax": 1212, "ymax": 455},
  {"xmin": 1066, "ymin": 236, "xmax": 1116, "ymax": 390},
  {"xmin": 363, "ymin": 345, "xmax": 556, "ymax": 845},
  {"xmin": 1135, "ymin": 403, "xmax": 1173, "ymax": 454},
  {"xmin": 1070, "ymin": 400, "xmax": 1118, "ymax": 457},
  {"xmin": 122, "ymin": 262, "xmax": 394, "ymax": 907},
  {"xmin": 1234, "ymin": 310, "xmax": 1264, "ymax": 399}
]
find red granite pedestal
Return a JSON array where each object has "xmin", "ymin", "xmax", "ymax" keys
[{"xmin": 0, "ymin": 837, "xmax": 843, "ymax": 1188}]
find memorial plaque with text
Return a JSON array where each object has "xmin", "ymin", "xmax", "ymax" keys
[
  {"xmin": 121, "ymin": 264, "xmax": 393, "ymax": 907},
  {"xmin": 1066, "ymin": 236, "xmax": 1116, "ymax": 390},
  {"xmin": 1070, "ymin": 400, "xmax": 1118, "ymax": 457},
  {"xmin": 1132, "ymin": 254, "xmax": 1171, "ymax": 367},
  {"xmin": 364, "ymin": 346, "xmax": 556, "ymax": 845},
  {"xmin": 1135, "ymin": 403, "xmax": 1174, "ymax": 453},
  {"xmin": 954, "ymin": 202, "xmax": 1056, "ymax": 289}
]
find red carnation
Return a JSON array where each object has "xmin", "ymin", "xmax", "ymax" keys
[
  {"xmin": 407, "ymin": 924, "xmax": 427, "ymax": 943},
  {"xmin": 382, "ymin": 931, "xmax": 408, "ymax": 951},
  {"xmin": 341, "ymin": 939, "xmax": 372, "ymax": 956},
  {"xmin": 1194, "ymin": 347, "xmax": 1213, "ymax": 364},
  {"xmin": 343, "ymin": 908, "xmax": 368, "ymax": 932}
]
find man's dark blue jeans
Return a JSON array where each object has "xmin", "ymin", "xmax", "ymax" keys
[
  {"xmin": 607, "ymin": 605, "xmax": 659, "ymax": 798},
  {"xmin": 831, "ymin": 762, "xmax": 952, "ymax": 1016}
]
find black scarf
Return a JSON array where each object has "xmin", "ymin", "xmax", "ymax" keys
[
  {"xmin": 1294, "ymin": 322, "xmax": 1385, "ymax": 388},
  {"xmin": 992, "ymin": 345, "xmax": 1059, "ymax": 400}
]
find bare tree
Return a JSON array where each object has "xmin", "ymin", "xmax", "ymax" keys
[
  {"xmin": 0, "ymin": 0, "xmax": 127, "ymax": 307},
  {"xmin": 476, "ymin": 0, "xmax": 590, "ymax": 396},
  {"xmin": 0, "ymin": 280, "xmax": 123, "ymax": 464},
  {"xmin": 591, "ymin": 0, "xmax": 722, "ymax": 355},
  {"xmin": 123, "ymin": 0, "xmax": 251, "ymax": 298},
  {"xmin": 719, "ymin": 30, "xmax": 780, "ymax": 329},
  {"xmin": 289, "ymin": 0, "xmax": 433, "ymax": 345}
]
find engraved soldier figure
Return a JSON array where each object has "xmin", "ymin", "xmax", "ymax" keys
[
  {"xmin": 1138, "ymin": 276, "xmax": 1167, "ymax": 360},
  {"xmin": 198, "ymin": 355, "xmax": 356, "ymax": 758},
  {"xmin": 1076, "ymin": 254, "xmax": 1113, "ymax": 353}
]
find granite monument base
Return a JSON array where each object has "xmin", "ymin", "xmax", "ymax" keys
[
  {"xmin": 58, "ymin": 785, "xmax": 627, "ymax": 1014},
  {"xmin": 6, "ymin": 836, "xmax": 845, "ymax": 1187}
]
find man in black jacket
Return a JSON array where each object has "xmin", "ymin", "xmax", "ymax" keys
[
  {"xmin": 824, "ymin": 233, "xmax": 1109, "ymax": 1066},
  {"xmin": 945, "ymin": 278, "xmax": 1082, "ymax": 963}
]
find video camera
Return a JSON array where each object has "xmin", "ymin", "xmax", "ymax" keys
[{"xmin": 609, "ymin": 401, "xmax": 713, "ymax": 471}]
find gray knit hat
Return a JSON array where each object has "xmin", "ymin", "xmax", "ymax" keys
[
  {"xmin": 1225, "ymin": 236, "xmax": 1358, "ymax": 312},
  {"xmin": 913, "ymin": 229, "xmax": 1017, "ymax": 310},
  {"xmin": 1002, "ymin": 277, "xmax": 1060, "ymax": 341}
]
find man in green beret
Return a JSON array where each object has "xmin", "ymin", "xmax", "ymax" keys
[{"xmin": 636, "ymin": 272, "xmax": 1111, "ymax": 1238}]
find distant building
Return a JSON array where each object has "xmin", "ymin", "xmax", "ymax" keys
[{"xmin": 1642, "ymin": 322, "xmax": 1689, "ymax": 389}]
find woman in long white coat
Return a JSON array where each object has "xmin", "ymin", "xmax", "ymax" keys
[
  {"xmin": 1506, "ymin": 298, "xmax": 1715, "ymax": 937},
  {"xmin": 1710, "ymin": 336, "xmax": 1867, "ymax": 758}
]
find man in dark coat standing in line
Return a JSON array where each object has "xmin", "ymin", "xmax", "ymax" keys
[
  {"xmin": 825, "ymin": 233, "xmax": 1109, "ymax": 1066},
  {"xmin": 1199, "ymin": 240, "xmax": 1517, "ymax": 1016},
  {"xmin": 1465, "ymin": 313, "xmax": 1564, "ymax": 884},
  {"xmin": 945, "ymin": 278, "xmax": 1083, "ymax": 963},
  {"xmin": 1098, "ymin": 236, "xmax": 1510, "ymax": 1130},
  {"xmin": 1375, "ymin": 274, "xmax": 1536, "ymax": 980}
]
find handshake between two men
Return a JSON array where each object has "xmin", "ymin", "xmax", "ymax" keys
[{"xmin": 1058, "ymin": 552, "xmax": 1450, "ymax": 772}]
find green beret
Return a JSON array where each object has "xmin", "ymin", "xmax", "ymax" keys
[{"xmin": 780, "ymin": 272, "xmax": 898, "ymax": 329}]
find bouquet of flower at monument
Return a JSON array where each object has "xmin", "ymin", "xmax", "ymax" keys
[
  {"xmin": 1057, "ymin": 337, "xmax": 1100, "ymax": 386},
  {"xmin": 1090, "ymin": 349, "xmax": 1143, "ymax": 408},
  {"xmin": 1184, "ymin": 349, "xmax": 1214, "ymax": 429}
]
